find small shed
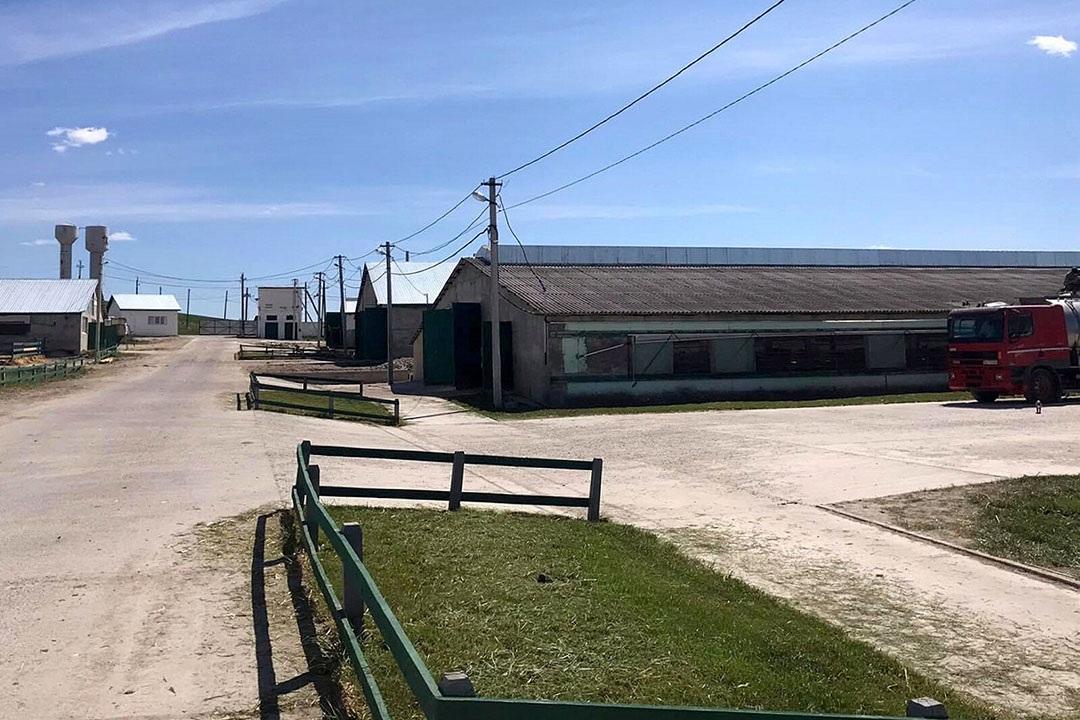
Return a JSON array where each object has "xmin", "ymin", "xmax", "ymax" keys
[
  {"xmin": 107, "ymin": 294, "xmax": 181, "ymax": 337},
  {"xmin": 356, "ymin": 261, "xmax": 455, "ymax": 360},
  {"xmin": 0, "ymin": 279, "xmax": 99, "ymax": 354}
]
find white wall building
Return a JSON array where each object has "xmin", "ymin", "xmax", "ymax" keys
[
  {"xmin": 107, "ymin": 294, "xmax": 181, "ymax": 337},
  {"xmin": 257, "ymin": 286, "xmax": 305, "ymax": 340}
]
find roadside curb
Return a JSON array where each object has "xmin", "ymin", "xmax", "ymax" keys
[{"xmin": 816, "ymin": 503, "xmax": 1080, "ymax": 593}]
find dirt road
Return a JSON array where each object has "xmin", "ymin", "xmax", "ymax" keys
[
  {"xmin": 3, "ymin": 337, "xmax": 1077, "ymax": 718},
  {"xmin": 0, "ymin": 337, "xmax": 283, "ymax": 719}
]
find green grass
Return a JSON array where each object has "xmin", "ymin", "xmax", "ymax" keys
[
  {"xmin": 178, "ymin": 313, "xmax": 214, "ymax": 334},
  {"xmin": 971, "ymin": 475, "xmax": 1080, "ymax": 578},
  {"xmin": 257, "ymin": 387, "xmax": 394, "ymax": 423},
  {"xmin": 456, "ymin": 391, "xmax": 968, "ymax": 421},
  {"xmin": 312, "ymin": 507, "xmax": 992, "ymax": 719}
]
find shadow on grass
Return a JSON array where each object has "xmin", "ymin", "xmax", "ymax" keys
[{"xmin": 251, "ymin": 510, "xmax": 352, "ymax": 719}]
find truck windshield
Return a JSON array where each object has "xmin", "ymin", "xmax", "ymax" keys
[{"xmin": 948, "ymin": 312, "xmax": 1004, "ymax": 343}]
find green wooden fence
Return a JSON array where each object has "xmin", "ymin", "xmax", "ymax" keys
[
  {"xmin": 292, "ymin": 442, "xmax": 937, "ymax": 720},
  {"xmin": 0, "ymin": 346, "xmax": 117, "ymax": 389},
  {"xmin": 250, "ymin": 372, "xmax": 400, "ymax": 424}
]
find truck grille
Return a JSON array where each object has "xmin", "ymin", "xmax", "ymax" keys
[{"xmin": 951, "ymin": 350, "xmax": 998, "ymax": 365}]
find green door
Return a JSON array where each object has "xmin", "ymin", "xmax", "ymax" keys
[{"xmin": 422, "ymin": 309, "xmax": 454, "ymax": 385}]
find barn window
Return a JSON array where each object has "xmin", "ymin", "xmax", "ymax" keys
[
  {"xmin": 672, "ymin": 339, "xmax": 710, "ymax": 375},
  {"xmin": 905, "ymin": 334, "xmax": 947, "ymax": 371},
  {"xmin": 0, "ymin": 322, "xmax": 30, "ymax": 335},
  {"xmin": 754, "ymin": 335, "xmax": 867, "ymax": 374}
]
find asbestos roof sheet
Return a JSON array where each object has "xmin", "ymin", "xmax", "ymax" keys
[
  {"xmin": 365, "ymin": 261, "xmax": 455, "ymax": 306},
  {"xmin": 0, "ymin": 279, "xmax": 98, "ymax": 314},
  {"xmin": 463, "ymin": 260, "xmax": 1071, "ymax": 315},
  {"xmin": 109, "ymin": 294, "xmax": 181, "ymax": 311}
]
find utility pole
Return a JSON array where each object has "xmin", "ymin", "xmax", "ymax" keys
[
  {"xmin": 158, "ymin": 286, "xmax": 162, "ymax": 295},
  {"xmin": 313, "ymin": 271, "xmax": 326, "ymax": 346},
  {"xmin": 186, "ymin": 288, "xmax": 191, "ymax": 317},
  {"xmin": 77, "ymin": 260, "xmax": 84, "ymax": 279},
  {"xmin": 239, "ymin": 273, "xmax": 246, "ymax": 338},
  {"xmin": 486, "ymin": 176, "xmax": 503, "ymax": 409},
  {"xmin": 223, "ymin": 290, "xmax": 228, "ymax": 319},
  {"xmin": 134, "ymin": 275, "xmax": 138, "ymax": 293},
  {"xmin": 303, "ymin": 281, "xmax": 310, "ymax": 322},
  {"xmin": 384, "ymin": 242, "xmax": 393, "ymax": 385},
  {"xmin": 336, "ymin": 255, "xmax": 345, "ymax": 350}
]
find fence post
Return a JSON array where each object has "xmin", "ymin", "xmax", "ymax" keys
[
  {"xmin": 342, "ymin": 523, "xmax": 364, "ymax": 631},
  {"xmin": 394, "ymin": 399, "xmax": 400, "ymax": 426},
  {"xmin": 448, "ymin": 451, "xmax": 466, "ymax": 511},
  {"xmin": 300, "ymin": 440, "xmax": 311, "ymax": 466},
  {"xmin": 587, "ymin": 458, "xmax": 603, "ymax": 522},
  {"xmin": 328, "ymin": 392, "xmax": 335, "ymax": 418},
  {"xmin": 251, "ymin": 373, "xmax": 260, "ymax": 409},
  {"xmin": 305, "ymin": 464, "xmax": 321, "ymax": 550}
]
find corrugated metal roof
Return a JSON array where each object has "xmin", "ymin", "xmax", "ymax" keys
[
  {"xmin": 478, "ymin": 245, "xmax": 1080, "ymax": 268},
  {"xmin": 0, "ymin": 279, "xmax": 98, "ymax": 314},
  {"xmin": 364, "ymin": 262, "xmax": 455, "ymax": 306},
  {"xmin": 109, "ymin": 294, "xmax": 182, "ymax": 311},
  {"xmin": 460, "ymin": 259, "xmax": 1070, "ymax": 315}
]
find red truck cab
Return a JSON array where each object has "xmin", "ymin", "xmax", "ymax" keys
[{"xmin": 947, "ymin": 302, "xmax": 1080, "ymax": 403}]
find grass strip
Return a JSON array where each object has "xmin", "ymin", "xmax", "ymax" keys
[
  {"xmin": 311, "ymin": 506, "xmax": 992, "ymax": 720},
  {"xmin": 258, "ymin": 388, "xmax": 392, "ymax": 423},
  {"xmin": 455, "ymin": 391, "xmax": 968, "ymax": 420}
]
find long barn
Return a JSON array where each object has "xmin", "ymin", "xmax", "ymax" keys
[{"xmin": 412, "ymin": 246, "xmax": 1080, "ymax": 407}]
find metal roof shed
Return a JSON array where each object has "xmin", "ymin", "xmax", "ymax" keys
[{"xmin": 0, "ymin": 279, "xmax": 99, "ymax": 354}]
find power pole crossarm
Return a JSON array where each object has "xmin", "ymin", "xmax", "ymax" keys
[{"xmin": 487, "ymin": 176, "xmax": 503, "ymax": 410}]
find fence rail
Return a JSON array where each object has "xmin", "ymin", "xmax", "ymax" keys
[
  {"xmin": 11, "ymin": 339, "xmax": 44, "ymax": 358},
  {"xmin": 236, "ymin": 343, "xmax": 324, "ymax": 360},
  {"xmin": 0, "ymin": 346, "xmax": 117, "ymax": 388},
  {"xmin": 249, "ymin": 372, "xmax": 399, "ymax": 424},
  {"xmin": 292, "ymin": 441, "xmax": 918, "ymax": 720}
]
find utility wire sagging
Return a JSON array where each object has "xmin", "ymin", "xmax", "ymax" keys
[
  {"xmin": 506, "ymin": 0, "xmax": 921, "ymax": 211},
  {"xmin": 496, "ymin": 0, "xmax": 790, "ymax": 178}
]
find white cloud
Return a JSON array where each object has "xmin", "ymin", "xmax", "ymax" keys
[
  {"xmin": 868, "ymin": 245, "xmax": 895, "ymax": 250},
  {"xmin": 47, "ymin": 126, "xmax": 110, "ymax": 153},
  {"xmin": 1028, "ymin": 35, "xmax": 1077, "ymax": 57},
  {"xmin": 30, "ymin": 181, "xmax": 45, "ymax": 187},
  {"xmin": 110, "ymin": 230, "xmax": 136, "ymax": 242},
  {"xmin": 0, "ymin": 0, "xmax": 286, "ymax": 66},
  {"xmin": 19, "ymin": 239, "xmax": 53, "ymax": 247},
  {"xmin": 0, "ymin": 182, "xmax": 380, "ymax": 223}
]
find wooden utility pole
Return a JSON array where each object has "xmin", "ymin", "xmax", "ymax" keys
[
  {"xmin": 486, "ymin": 177, "xmax": 503, "ymax": 409},
  {"xmin": 239, "ymin": 273, "xmax": 246, "ymax": 338},
  {"xmin": 223, "ymin": 290, "xmax": 228, "ymax": 319},
  {"xmin": 313, "ymin": 271, "xmax": 326, "ymax": 345},
  {"xmin": 186, "ymin": 288, "xmax": 191, "ymax": 316},
  {"xmin": 134, "ymin": 275, "xmax": 138, "ymax": 293},
  {"xmin": 336, "ymin": 255, "xmax": 345, "ymax": 349},
  {"xmin": 77, "ymin": 260, "xmax": 84, "ymax": 279},
  {"xmin": 384, "ymin": 242, "xmax": 393, "ymax": 385},
  {"xmin": 158, "ymin": 286, "xmax": 162, "ymax": 295}
]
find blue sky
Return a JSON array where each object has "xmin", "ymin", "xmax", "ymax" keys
[{"xmin": 1, "ymin": 0, "xmax": 1077, "ymax": 317}]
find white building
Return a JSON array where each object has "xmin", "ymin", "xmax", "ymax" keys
[
  {"xmin": 257, "ymin": 286, "xmax": 304, "ymax": 340},
  {"xmin": 107, "ymin": 294, "xmax": 181, "ymax": 337},
  {"xmin": 0, "ymin": 279, "xmax": 99, "ymax": 354}
]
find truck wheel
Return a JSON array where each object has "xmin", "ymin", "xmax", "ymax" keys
[
  {"xmin": 1026, "ymin": 368, "xmax": 1062, "ymax": 404},
  {"xmin": 972, "ymin": 391, "xmax": 999, "ymax": 403}
]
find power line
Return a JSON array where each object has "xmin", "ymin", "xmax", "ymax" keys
[
  {"xmin": 391, "ymin": 186, "xmax": 481, "ymax": 246},
  {"xmin": 497, "ymin": 0, "xmax": 790, "ymax": 179},
  {"xmin": 497, "ymin": 197, "xmax": 546, "ymax": 292},
  {"xmin": 507, "ymin": 0, "xmax": 921, "ymax": 211},
  {"xmin": 395, "ymin": 227, "xmax": 487, "ymax": 276},
  {"xmin": 408, "ymin": 205, "xmax": 487, "ymax": 258},
  {"xmin": 108, "ymin": 257, "xmax": 336, "ymax": 284}
]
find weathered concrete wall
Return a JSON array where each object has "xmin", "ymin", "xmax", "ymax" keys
[{"xmin": 0, "ymin": 312, "xmax": 88, "ymax": 354}]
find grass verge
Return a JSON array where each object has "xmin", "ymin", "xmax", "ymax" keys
[
  {"xmin": 837, "ymin": 475, "xmax": 1079, "ymax": 580},
  {"xmin": 258, "ymin": 388, "xmax": 394, "ymax": 423},
  {"xmin": 306, "ymin": 506, "xmax": 991, "ymax": 719},
  {"xmin": 455, "ymin": 391, "xmax": 968, "ymax": 421},
  {"xmin": 179, "ymin": 313, "xmax": 215, "ymax": 335}
]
